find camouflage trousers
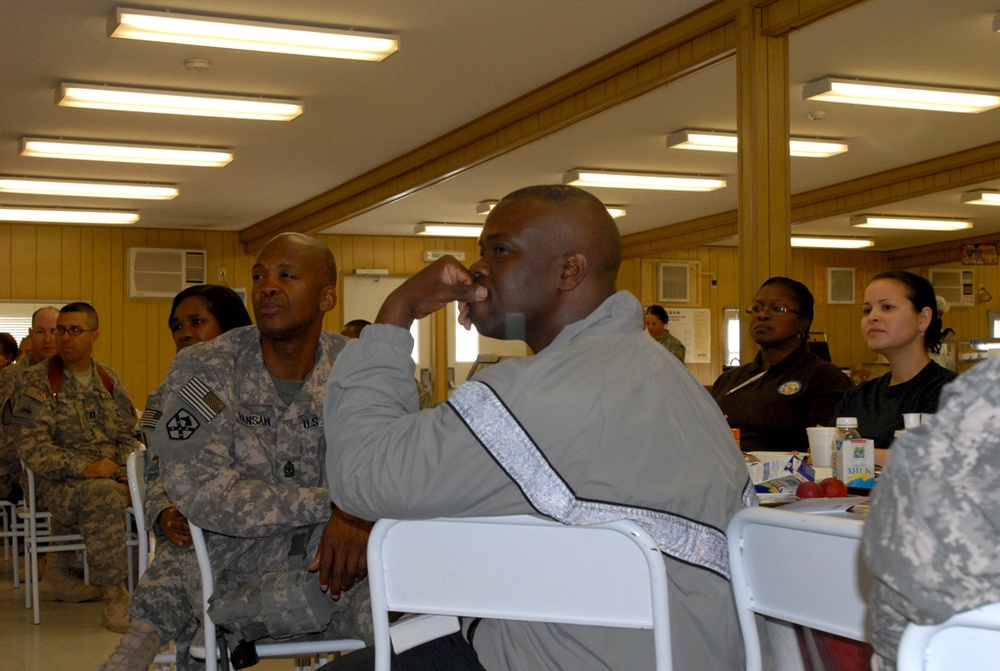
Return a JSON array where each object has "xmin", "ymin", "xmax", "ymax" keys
[
  {"xmin": 127, "ymin": 538, "xmax": 202, "ymax": 669},
  {"xmin": 40, "ymin": 477, "xmax": 128, "ymax": 585},
  {"xmin": 185, "ymin": 522, "xmax": 373, "ymax": 647}
]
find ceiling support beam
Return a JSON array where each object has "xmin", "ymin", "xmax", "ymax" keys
[
  {"xmin": 239, "ymin": 4, "xmax": 741, "ymax": 252},
  {"xmin": 737, "ymin": 2, "xmax": 791, "ymax": 359},
  {"xmin": 622, "ymin": 139, "xmax": 1000, "ymax": 257},
  {"xmin": 239, "ymin": 0, "xmax": 864, "ymax": 253}
]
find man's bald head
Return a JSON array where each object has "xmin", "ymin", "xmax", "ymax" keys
[
  {"xmin": 257, "ymin": 232, "xmax": 338, "ymax": 287},
  {"xmin": 469, "ymin": 185, "xmax": 622, "ymax": 352},
  {"xmin": 497, "ymin": 184, "xmax": 621, "ymax": 280}
]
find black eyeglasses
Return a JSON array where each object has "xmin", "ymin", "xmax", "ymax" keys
[
  {"xmin": 54, "ymin": 325, "xmax": 96, "ymax": 337},
  {"xmin": 745, "ymin": 305, "xmax": 802, "ymax": 316}
]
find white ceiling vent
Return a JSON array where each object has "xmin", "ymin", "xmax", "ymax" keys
[{"xmin": 128, "ymin": 248, "xmax": 207, "ymax": 299}]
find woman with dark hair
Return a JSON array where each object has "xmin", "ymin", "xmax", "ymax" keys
[
  {"xmin": 168, "ymin": 284, "xmax": 252, "ymax": 348},
  {"xmin": 0, "ymin": 332, "xmax": 18, "ymax": 371},
  {"xmin": 833, "ymin": 270, "xmax": 957, "ymax": 461},
  {"xmin": 102, "ymin": 285, "xmax": 251, "ymax": 671},
  {"xmin": 711, "ymin": 277, "xmax": 852, "ymax": 452}
]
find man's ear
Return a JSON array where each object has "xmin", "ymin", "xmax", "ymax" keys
[
  {"xmin": 319, "ymin": 285, "xmax": 338, "ymax": 313},
  {"xmin": 557, "ymin": 251, "xmax": 589, "ymax": 291}
]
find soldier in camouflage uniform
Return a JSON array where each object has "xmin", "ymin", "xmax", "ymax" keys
[
  {"xmin": 1, "ymin": 306, "xmax": 59, "ymax": 503},
  {"xmin": 152, "ymin": 234, "xmax": 373, "ymax": 662},
  {"xmin": 12, "ymin": 302, "xmax": 142, "ymax": 633},
  {"xmin": 863, "ymin": 356, "xmax": 1000, "ymax": 670}
]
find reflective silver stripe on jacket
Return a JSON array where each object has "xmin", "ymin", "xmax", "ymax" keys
[{"xmin": 449, "ymin": 380, "xmax": 744, "ymax": 581}]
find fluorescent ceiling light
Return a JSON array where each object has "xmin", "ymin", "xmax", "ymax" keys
[
  {"xmin": 0, "ymin": 207, "xmax": 139, "ymax": 225},
  {"xmin": 59, "ymin": 83, "xmax": 302, "ymax": 121},
  {"xmin": 415, "ymin": 223, "xmax": 483, "ymax": 238},
  {"xmin": 476, "ymin": 199, "xmax": 626, "ymax": 218},
  {"xmin": 850, "ymin": 215, "xmax": 972, "ymax": 231},
  {"xmin": 666, "ymin": 130, "xmax": 848, "ymax": 158},
  {"xmin": 803, "ymin": 77, "xmax": 1000, "ymax": 113},
  {"xmin": 563, "ymin": 169, "xmax": 726, "ymax": 192},
  {"xmin": 791, "ymin": 237, "xmax": 873, "ymax": 249},
  {"xmin": 20, "ymin": 138, "xmax": 233, "ymax": 167},
  {"xmin": 0, "ymin": 177, "xmax": 178, "ymax": 200},
  {"xmin": 962, "ymin": 190, "xmax": 1000, "ymax": 206},
  {"xmin": 111, "ymin": 7, "xmax": 399, "ymax": 61}
]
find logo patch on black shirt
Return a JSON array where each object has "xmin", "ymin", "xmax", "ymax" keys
[
  {"xmin": 777, "ymin": 381, "xmax": 802, "ymax": 396},
  {"xmin": 166, "ymin": 409, "xmax": 200, "ymax": 440}
]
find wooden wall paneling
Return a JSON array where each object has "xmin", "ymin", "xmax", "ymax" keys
[
  {"xmin": 120, "ymin": 228, "xmax": 150, "ymax": 390},
  {"xmin": 0, "ymin": 225, "xmax": 10, "ymax": 298},
  {"xmin": 60, "ymin": 227, "xmax": 82, "ymax": 299},
  {"xmin": 10, "ymin": 225, "xmax": 38, "ymax": 299},
  {"xmin": 108, "ymin": 229, "xmax": 127, "ymax": 375},
  {"xmin": 35, "ymin": 227, "xmax": 62, "ymax": 299}
]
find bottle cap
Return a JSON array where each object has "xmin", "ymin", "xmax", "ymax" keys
[{"xmin": 835, "ymin": 417, "xmax": 858, "ymax": 428}]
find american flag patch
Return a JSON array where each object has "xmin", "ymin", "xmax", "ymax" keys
[
  {"xmin": 179, "ymin": 377, "xmax": 226, "ymax": 421},
  {"xmin": 139, "ymin": 408, "xmax": 162, "ymax": 429}
]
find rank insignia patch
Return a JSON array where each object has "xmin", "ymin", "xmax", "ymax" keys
[{"xmin": 166, "ymin": 409, "xmax": 200, "ymax": 440}]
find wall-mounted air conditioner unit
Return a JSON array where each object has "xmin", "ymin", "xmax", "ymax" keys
[
  {"xmin": 129, "ymin": 248, "xmax": 207, "ymax": 299},
  {"xmin": 927, "ymin": 268, "xmax": 974, "ymax": 307}
]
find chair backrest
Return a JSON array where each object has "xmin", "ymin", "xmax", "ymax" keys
[
  {"xmin": 126, "ymin": 449, "xmax": 151, "ymax": 576},
  {"xmin": 727, "ymin": 507, "xmax": 872, "ymax": 671},
  {"xmin": 897, "ymin": 601, "xmax": 1000, "ymax": 670},
  {"xmin": 367, "ymin": 515, "xmax": 672, "ymax": 671}
]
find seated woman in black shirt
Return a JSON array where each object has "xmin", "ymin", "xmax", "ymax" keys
[
  {"xmin": 833, "ymin": 270, "xmax": 957, "ymax": 464},
  {"xmin": 711, "ymin": 277, "xmax": 852, "ymax": 452}
]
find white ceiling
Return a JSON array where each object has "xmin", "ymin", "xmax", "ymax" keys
[{"xmin": 2, "ymin": 0, "xmax": 999, "ymax": 251}]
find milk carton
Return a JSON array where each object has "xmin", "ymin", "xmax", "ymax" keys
[{"xmin": 832, "ymin": 438, "xmax": 875, "ymax": 489}]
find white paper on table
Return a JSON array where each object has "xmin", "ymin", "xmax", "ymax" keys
[{"xmin": 780, "ymin": 496, "xmax": 868, "ymax": 514}]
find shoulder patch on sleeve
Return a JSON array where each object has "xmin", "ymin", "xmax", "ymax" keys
[
  {"xmin": 178, "ymin": 377, "xmax": 226, "ymax": 422},
  {"xmin": 139, "ymin": 408, "xmax": 163, "ymax": 429},
  {"xmin": 11, "ymin": 387, "xmax": 48, "ymax": 425},
  {"xmin": 165, "ymin": 409, "xmax": 200, "ymax": 440}
]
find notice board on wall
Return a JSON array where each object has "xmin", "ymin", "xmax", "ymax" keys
[{"xmin": 665, "ymin": 307, "xmax": 711, "ymax": 364}]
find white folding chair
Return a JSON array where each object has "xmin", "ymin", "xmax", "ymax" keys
[
  {"xmin": 896, "ymin": 601, "xmax": 1000, "ymax": 670},
  {"xmin": 126, "ymin": 449, "xmax": 154, "ymax": 576},
  {"xmin": 188, "ymin": 521, "xmax": 366, "ymax": 671},
  {"xmin": 1, "ymin": 497, "xmax": 26, "ymax": 587},
  {"xmin": 367, "ymin": 514, "xmax": 673, "ymax": 671},
  {"xmin": 727, "ymin": 506, "xmax": 872, "ymax": 671},
  {"xmin": 126, "ymin": 448, "xmax": 177, "ymax": 668},
  {"xmin": 17, "ymin": 465, "xmax": 90, "ymax": 624}
]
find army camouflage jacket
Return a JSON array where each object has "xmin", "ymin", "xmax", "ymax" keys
[
  {"xmin": 12, "ymin": 357, "xmax": 140, "ymax": 481},
  {"xmin": 0, "ymin": 354, "xmax": 42, "ymax": 497},
  {"xmin": 863, "ymin": 357, "xmax": 1000, "ymax": 668},
  {"xmin": 153, "ymin": 326, "xmax": 346, "ymax": 539}
]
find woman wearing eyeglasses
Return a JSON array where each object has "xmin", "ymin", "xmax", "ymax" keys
[
  {"xmin": 711, "ymin": 277, "xmax": 853, "ymax": 452},
  {"xmin": 832, "ymin": 271, "xmax": 957, "ymax": 465}
]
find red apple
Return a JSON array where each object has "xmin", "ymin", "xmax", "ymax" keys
[
  {"xmin": 820, "ymin": 477, "xmax": 848, "ymax": 498},
  {"xmin": 796, "ymin": 481, "xmax": 824, "ymax": 499}
]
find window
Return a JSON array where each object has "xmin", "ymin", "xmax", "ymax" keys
[
  {"xmin": 723, "ymin": 307, "xmax": 741, "ymax": 368},
  {"xmin": 454, "ymin": 313, "xmax": 479, "ymax": 363}
]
